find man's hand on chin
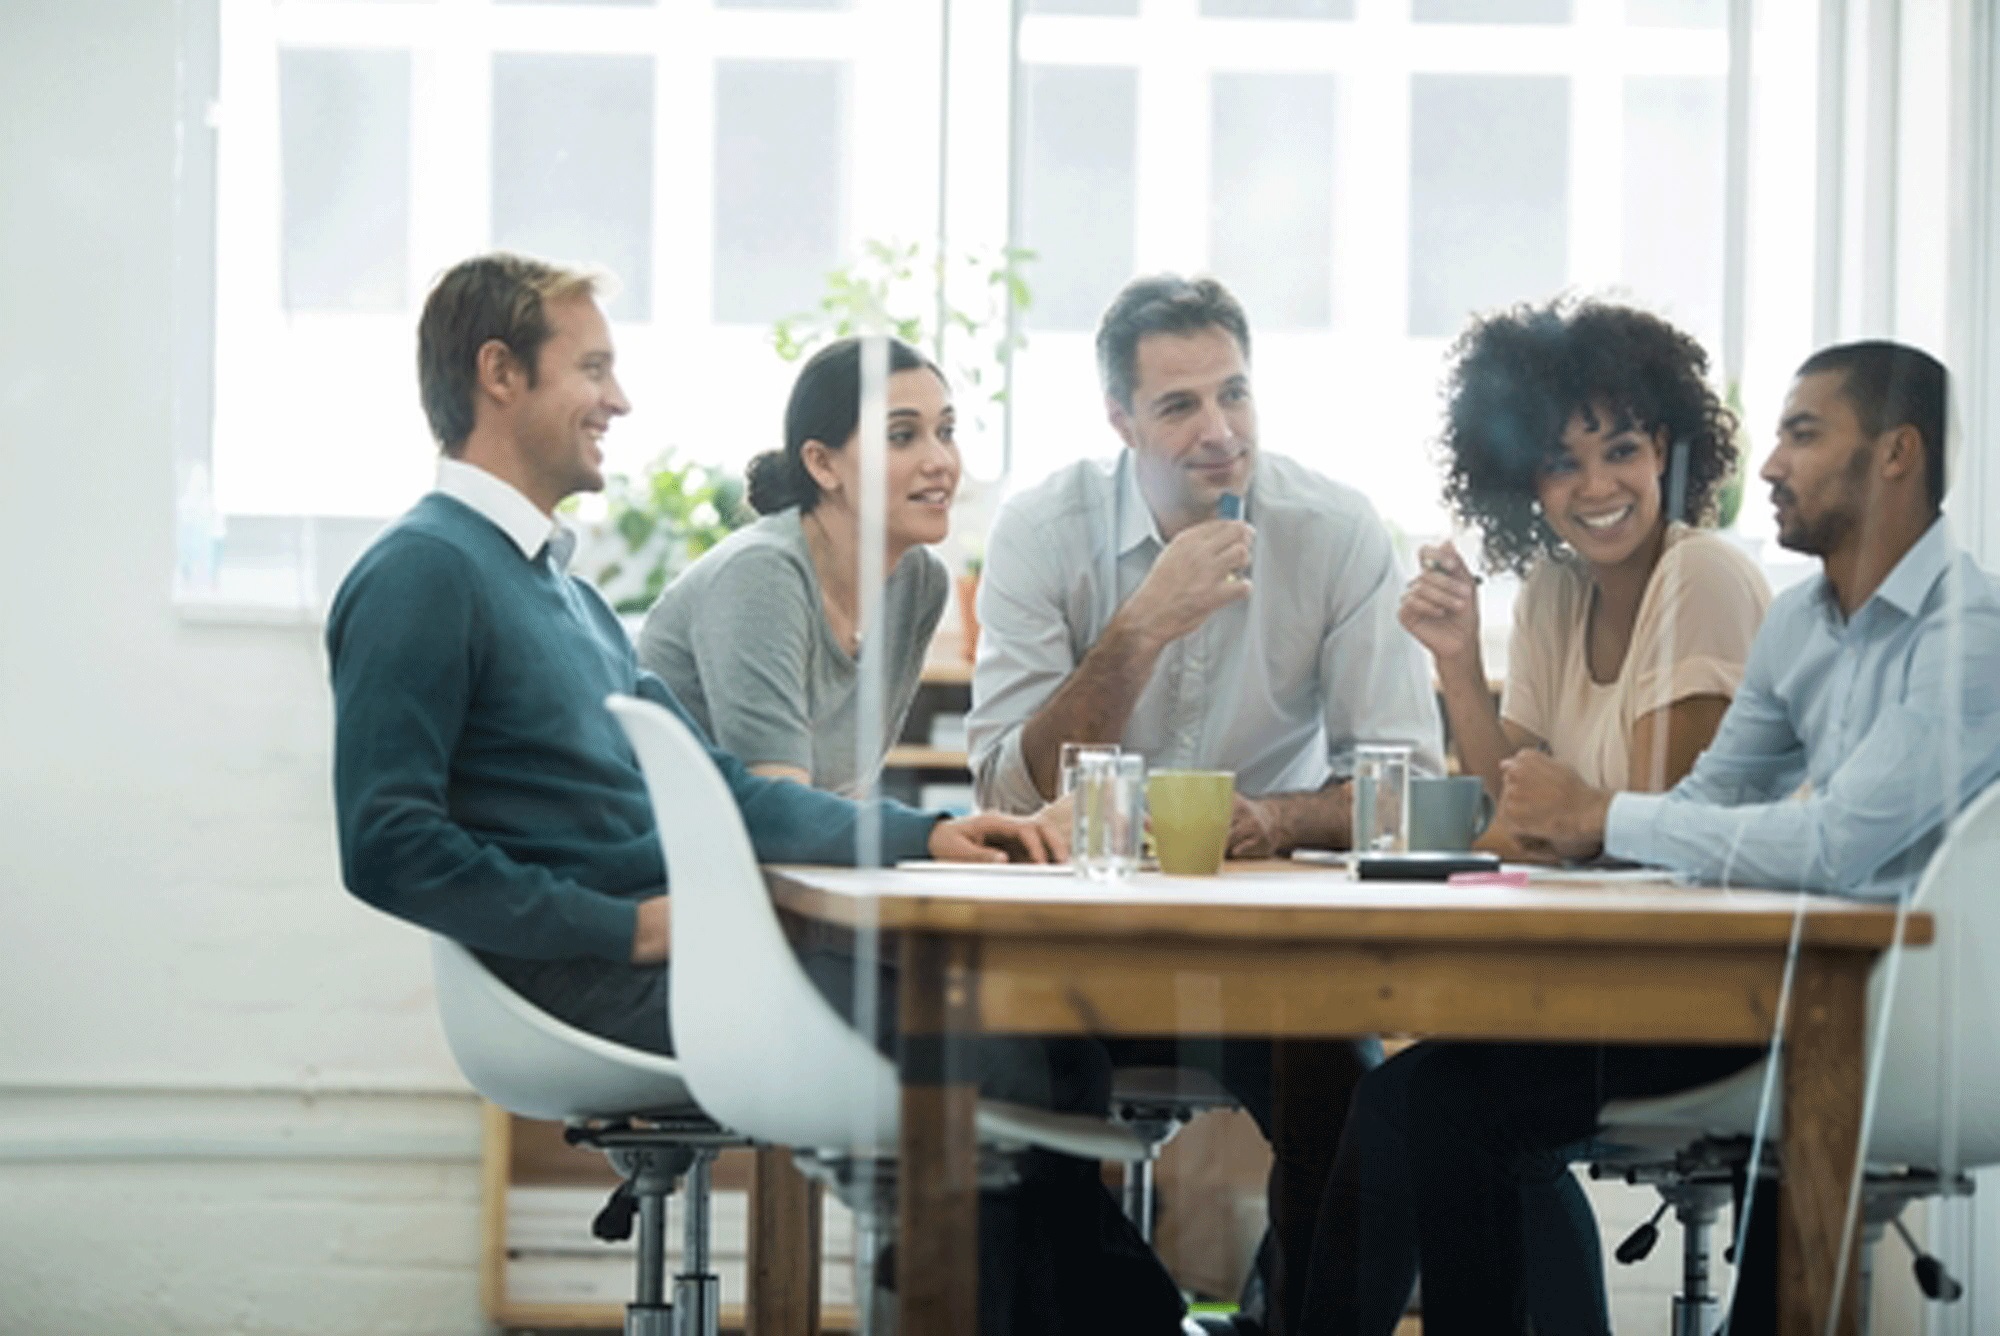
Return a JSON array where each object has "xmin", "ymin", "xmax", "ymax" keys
[
  {"xmin": 1497, "ymin": 751, "xmax": 1611, "ymax": 860},
  {"xmin": 930, "ymin": 812, "xmax": 1061, "ymax": 865}
]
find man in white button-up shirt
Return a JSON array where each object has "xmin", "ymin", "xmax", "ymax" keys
[
  {"xmin": 968, "ymin": 274, "xmax": 1442, "ymax": 1336},
  {"xmin": 969, "ymin": 278, "xmax": 1443, "ymax": 854}
]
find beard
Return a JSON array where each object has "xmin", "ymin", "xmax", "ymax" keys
[
  {"xmin": 1774, "ymin": 443, "xmax": 1873, "ymax": 557},
  {"xmin": 1776, "ymin": 495, "xmax": 1855, "ymax": 556}
]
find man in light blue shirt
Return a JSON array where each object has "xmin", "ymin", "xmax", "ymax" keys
[{"xmin": 1310, "ymin": 341, "xmax": 2000, "ymax": 1336}]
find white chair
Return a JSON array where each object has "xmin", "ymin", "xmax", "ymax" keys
[
  {"xmin": 1596, "ymin": 778, "xmax": 2000, "ymax": 1325},
  {"xmin": 605, "ymin": 694, "xmax": 1148, "ymax": 1325},
  {"xmin": 431, "ymin": 935, "xmax": 738, "ymax": 1336},
  {"xmin": 1109, "ymin": 1066, "xmax": 1240, "ymax": 1243}
]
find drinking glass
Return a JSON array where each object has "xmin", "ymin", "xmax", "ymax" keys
[
  {"xmin": 1072, "ymin": 752, "xmax": 1147, "ymax": 881},
  {"xmin": 1352, "ymin": 743, "xmax": 1413, "ymax": 856},
  {"xmin": 1058, "ymin": 742, "xmax": 1121, "ymax": 798}
]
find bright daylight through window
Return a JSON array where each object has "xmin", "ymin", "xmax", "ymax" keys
[{"xmin": 194, "ymin": 0, "xmax": 1821, "ymax": 614}]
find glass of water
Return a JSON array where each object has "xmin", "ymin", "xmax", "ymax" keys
[
  {"xmin": 1059, "ymin": 741, "xmax": 1121, "ymax": 797},
  {"xmin": 1352, "ymin": 743, "xmax": 1413, "ymax": 856},
  {"xmin": 1072, "ymin": 752, "xmax": 1147, "ymax": 881}
]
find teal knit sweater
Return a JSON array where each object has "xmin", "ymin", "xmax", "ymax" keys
[{"xmin": 326, "ymin": 493, "xmax": 941, "ymax": 963}]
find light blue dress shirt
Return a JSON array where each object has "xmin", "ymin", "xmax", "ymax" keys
[{"xmin": 1605, "ymin": 518, "xmax": 2000, "ymax": 898}]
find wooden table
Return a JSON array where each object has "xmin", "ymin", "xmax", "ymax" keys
[{"xmin": 765, "ymin": 861, "xmax": 1931, "ymax": 1336}]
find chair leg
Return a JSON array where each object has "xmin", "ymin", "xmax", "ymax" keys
[
  {"xmin": 674, "ymin": 1150, "xmax": 722, "ymax": 1336},
  {"xmin": 853, "ymin": 1181, "xmax": 887, "ymax": 1336},
  {"xmin": 794, "ymin": 1153, "xmax": 897, "ymax": 1336},
  {"xmin": 630, "ymin": 1185, "xmax": 672, "ymax": 1336},
  {"xmin": 1123, "ymin": 1155, "xmax": 1157, "ymax": 1245},
  {"xmin": 606, "ymin": 1143, "xmax": 696, "ymax": 1336},
  {"xmin": 1669, "ymin": 1186, "xmax": 1722, "ymax": 1336}
]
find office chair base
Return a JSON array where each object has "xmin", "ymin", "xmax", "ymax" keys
[
  {"xmin": 672, "ymin": 1274, "xmax": 720, "ymax": 1336},
  {"xmin": 1670, "ymin": 1294, "xmax": 1719, "ymax": 1336},
  {"xmin": 625, "ymin": 1302, "xmax": 673, "ymax": 1336}
]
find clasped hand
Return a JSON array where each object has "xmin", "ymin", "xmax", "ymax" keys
[{"xmin": 1496, "ymin": 751, "xmax": 1610, "ymax": 861}]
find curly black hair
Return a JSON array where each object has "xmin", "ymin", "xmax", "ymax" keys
[{"xmin": 1437, "ymin": 297, "xmax": 1740, "ymax": 575}]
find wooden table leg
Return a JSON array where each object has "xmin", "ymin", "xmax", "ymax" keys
[
  {"xmin": 747, "ymin": 1146, "xmax": 822, "ymax": 1336},
  {"xmin": 1778, "ymin": 948, "xmax": 1872, "ymax": 1336},
  {"xmin": 897, "ymin": 933, "xmax": 980, "ymax": 1336}
]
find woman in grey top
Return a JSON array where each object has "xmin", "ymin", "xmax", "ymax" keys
[{"xmin": 639, "ymin": 337, "xmax": 955, "ymax": 795}]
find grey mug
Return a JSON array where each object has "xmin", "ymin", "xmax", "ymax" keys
[{"xmin": 1408, "ymin": 775, "xmax": 1495, "ymax": 852}]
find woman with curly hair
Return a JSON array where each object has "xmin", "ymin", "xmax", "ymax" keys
[
  {"xmin": 1403, "ymin": 298, "xmax": 1770, "ymax": 810},
  {"xmin": 1300, "ymin": 300, "xmax": 1771, "ymax": 1336}
]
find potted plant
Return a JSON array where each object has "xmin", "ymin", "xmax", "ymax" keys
[
  {"xmin": 956, "ymin": 552, "xmax": 983, "ymax": 663},
  {"xmin": 568, "ymin": 449, "xmax": 752, "ymax": 617},
  {"xmin": 772, "ymin": 237, "xmax": 1034, "ymax": 472}
]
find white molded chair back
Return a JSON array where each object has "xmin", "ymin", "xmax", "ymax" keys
[
  {"xmin": 429, "ymin": 935, "xmax": 696, "ymax": 1122},
  {"xmin": 1604, "ymin": 779, "xmax": 2000, "ymax": 1168},
  {"xmin": 607, "ymin": 695, "xmax": 1146, "ymax": 1165},
  {"xmin": 607, "ymin": 695, "xmax": 904, "ymax": 1151}
]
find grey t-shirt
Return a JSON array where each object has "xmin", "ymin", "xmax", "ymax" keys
[{"xmin": 638, "ymin": 509, "xmax": 949, "ymax": 795}]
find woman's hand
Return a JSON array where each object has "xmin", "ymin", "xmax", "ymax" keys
[
  {"xmin": 1398, "ymin": 540, "xmax": 1483, "ymax": 670},
  {"xmin": 929, "ymin": 812, "xmax": 1061, "ymax": 864}
]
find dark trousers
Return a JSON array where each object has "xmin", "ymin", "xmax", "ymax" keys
[
  {"xmin": 1104, "ymin": 1035, "xmax": 1379, "ymax": 1336},
  {"xmin": 1353, "ymin": 1041, "xmax": 1770, "ymax": 1336},
  {"xmin": 1300, "ymin": 1041, "xmax": 1609, "ymax": 1335}
]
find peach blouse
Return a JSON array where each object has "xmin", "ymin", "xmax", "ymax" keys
[{"xmin": 1499, "ymin": 524, "xmax": 1772, "ymax": 791}]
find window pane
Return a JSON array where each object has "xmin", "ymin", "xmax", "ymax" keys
[
  {"xmin": 279, "ymin": 49, "xmax": 410, "ymax": 312},
  {"xmin": 1623, "ymin": 77, "xmax": 1725, "ymax": 348},
  {"xmin": 1210, "ymin": 72, "xmax": 1335, "ymax": 328},
  {"xmin": 1413, "ymin": 0, "xmax": 1570, "ymax": 21},
  {"xmin": 1201, "ymin": 0, "xmax": 1353, "ymax": 16},
  {"xmin": 713, "ymin": 60, "xmax": 847, "ymax": 325},
  {"xmin": 1408, "ymin": 74, "xmax": 1569, "ymax": 338},
  {"xmin": 1019, "ymin": 65, "xmax": 1137, "ymax": 331},
  {"xmin": 491, "ymin": 54, "xmax": 654, "ymax": 321},
  {"xmin": 1027, "ymin": 0, "xmax": 1139, "ymax": 14},
  {"xmin": 1626, "ymin": 0, "xmax": 1725, "ymax": 25}
]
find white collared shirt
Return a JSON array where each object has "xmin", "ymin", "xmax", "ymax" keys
[
  {"xmin": 967, "ymin": 450, "xmax": 1445, "ymax": 812},
  {"xmin": 434, "ymin": 458, "xmax": 575, "ymax": 569}
]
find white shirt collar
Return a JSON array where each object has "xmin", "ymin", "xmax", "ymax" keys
[
  {"xmin": 1115, "ymin": 451, "xmax": 1167, "ymax": 556},
  {"xmin": 435, "ymin": 458, "xmax": 571, "ymax": 568}
]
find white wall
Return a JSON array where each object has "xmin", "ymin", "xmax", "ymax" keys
[{"xmin": 0, "ymin": 4, "xmax": 486, "ymax": 1332}]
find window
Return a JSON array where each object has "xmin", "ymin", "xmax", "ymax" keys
[
  {"xmin": 206, "ymin": 0, "xmax": 940, "ymax": 541},
  {"xmin": 197, "ymin": 0, "xmax": 1829, "ymax": 609},
  {"xmin": 1016, "ymin": 65, "xmax": 1138, "ymax": 333},
  {"xmin": 1004, "ymin": 2, "xmax": 1746, "ymax": 541}
]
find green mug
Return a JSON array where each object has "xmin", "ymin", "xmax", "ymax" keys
[
  {"xmin": 1146, "ymin": 770, "xmax": 1235, "ymax": 876},
  {"xmin": 1408, "ymin": 775, "xmax": 1496, "ymax": 852}
]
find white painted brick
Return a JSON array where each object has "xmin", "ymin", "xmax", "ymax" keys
[{"xmin": 0, "ymin": 1161, "xmax": 487, "ymax": 1336}]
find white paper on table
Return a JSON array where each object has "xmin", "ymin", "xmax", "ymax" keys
[
  {"xmin": 893, "ymin": 859, "xmax": 1076, "ymax": 875},
  {"xmin": 1520, "ymin": 865, "xmax": 1690, "ymax": 886}
]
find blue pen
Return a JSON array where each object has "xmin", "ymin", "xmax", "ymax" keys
[{"xmin": 1218, "ymin": 493, "xmax": 1249, "ymax": 580}]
